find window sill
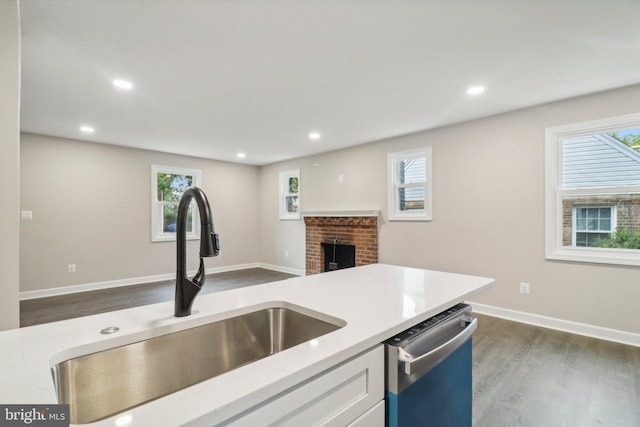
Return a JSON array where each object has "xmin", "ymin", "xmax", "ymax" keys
[
  {"xmin": 546, "ymin": 246, "xmax": 640, "ymax": 267},
  {"xmin": 279, "ymin": 217, "xmax": 301, "ymax": 221},
  {"xmin": 152, "ymin": 234, "xmax": 199, "ymax": 243},
  {"xmin": 388, "ymin": 215, "xmax": 432, "ymax": 222}
]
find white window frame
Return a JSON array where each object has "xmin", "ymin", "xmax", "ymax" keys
[
  {"xmin": 387, "ymin": 147, "xmax": 432, "ymax": 221},
  {"xmin": 279, "ymin": 169, "xmax": 301, "ymax": 220},
  {"xmin": 151, "ymin": 165, "xmax": 202, "ymax": 242},
  {"xmin": 545, "ymin": 112, "xmax": 640, "ymax": 266},
  {"xmin": 571, "ymin": 205, "xmax": 616, "ymax": 247}
]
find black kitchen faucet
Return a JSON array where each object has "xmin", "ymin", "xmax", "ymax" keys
[{"xmin": 174, "ymin": 187, "xmax": 220, "ymax": 317}]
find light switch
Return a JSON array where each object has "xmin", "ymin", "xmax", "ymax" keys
[{"xmin": 21, "ymin": 210, "xmax": 33, "ymax": 220}]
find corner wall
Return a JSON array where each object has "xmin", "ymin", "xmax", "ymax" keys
[
  {"xmin": 259, "ymin": 84, "xmax": 640, "ymax": 334},
  {"xmin": 0, "ymin": 0, "xmax": 20, "ymax": 330}
]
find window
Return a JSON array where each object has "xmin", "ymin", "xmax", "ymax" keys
[
  {"xmin": 387, "ymin": 147, "xmax": 432, "ymax": 221},
  {"xmin": 573, "ymin": 206, "xmax": 615, "ymax": 247},
  {"xmin": 151, "ymin": 165, "xmax": 202, "ymax": 242},
  {"xmin": 279, "ymin": 169, "xmax": 300, "ymax": 220},
  {"xmin": 545, "ymin": 112, "xmax": 640, "ymax": 266}
]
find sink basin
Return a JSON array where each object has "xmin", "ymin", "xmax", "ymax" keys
[{"xmin": 51, "ymin": 305, "xmax": 344, "ymax": 424}]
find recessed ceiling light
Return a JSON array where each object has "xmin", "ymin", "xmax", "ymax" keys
[
  {"xmin": 467, "ymin": 86, "xmax": 485, "ymax": 96},
  {"xmin": 309, "ymin": 132, "xmax": 321, "ymax": 141},
  {"xmin": 113, "ymin": 79, "xmax": 133, "ymax": 90},
  {"xmin": 80, "ymin": 125, "xmax": 95, "ymax": 133},
  {"xmin": 236, "ymin": 152, "xmax": 246, "ymax": 159}
]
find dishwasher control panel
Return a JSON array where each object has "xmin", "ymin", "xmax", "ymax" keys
[{"xmin": 384, "ymin": 303, "xmax": 471, "ymax": 347}]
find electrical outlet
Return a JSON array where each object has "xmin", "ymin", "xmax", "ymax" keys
[
  {"xmin": 284, "ymin": 250, "xmax": 289, "ymax": 258},
  {"xmin": 68, "ymin": 264, "xmax": 76, "ymax": 273},
  {"xmin": 519, "ymin": 282, "xmax": 530, "ymax": 294},
  {"xmin": 21, "ymin": 210, "xmax": 33, "ymax": 220}
]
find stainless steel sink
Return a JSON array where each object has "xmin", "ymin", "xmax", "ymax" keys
[{"xmin": 51, "ymin": 306, "xmax": 344, "ymax": 424}]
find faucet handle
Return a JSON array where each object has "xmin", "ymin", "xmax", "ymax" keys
[
  {"xmin": 200, "ymin": 228, "xmax": 220, "ymax": 258},
  {"xmin": 212, "ymin": 233, "xmax": 220, "ymax": 254}
]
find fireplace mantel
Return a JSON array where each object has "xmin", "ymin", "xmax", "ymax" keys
[{"xmin": 301, "ymin": 210, "xmax": 381, "ymax": 218}]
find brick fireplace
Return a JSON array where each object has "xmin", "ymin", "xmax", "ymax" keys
[{"xmin": 303, "ymin": 211, "xmax": 379, "ymax": 275}]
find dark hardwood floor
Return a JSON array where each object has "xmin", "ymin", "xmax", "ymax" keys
[
  {"xmin": 473, "ymin": 313, "xmax": 640, "ymax": 427},
  {"xmin": 20, "ymin": 268, "xmax": 295, "ymax": 327},
  {"xmin": 19, "ymin": 269, "xmax": 640, "ymax": 426}
]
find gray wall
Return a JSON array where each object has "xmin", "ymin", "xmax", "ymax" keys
[
  {"xmin": 259, "ymin": 84, "xmax": 640, "ymax": 334},
  {"xmin": 20, "ymin": 133, "xmax": 260, "ymax": 292},
  {"xmin": 0, "ymin": 0, "xmax": 20, "ymax": 330}
]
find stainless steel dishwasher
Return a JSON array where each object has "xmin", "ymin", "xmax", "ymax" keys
[{"xmin": 384, "ymin": 303, "xmax": 477, "ymax": 427}]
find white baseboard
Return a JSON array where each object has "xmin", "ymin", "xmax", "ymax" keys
[
  {"xmin": 468, "ymin": 301, "xmax": 640, "ymax": 347},
  {"xmin": 256, "ymin": 263, "xmax": 305, "ymax": 277},
  {"xmin": 20, "ymin": 263, "xmax": 301, "ymax": 300}
]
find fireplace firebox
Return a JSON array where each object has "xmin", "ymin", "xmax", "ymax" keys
[{"xmin": 321, "ymin": 241, "xmax": 356, "ymax": 272}]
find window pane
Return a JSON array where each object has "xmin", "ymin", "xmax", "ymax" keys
[
  {"xmin": 398, "ymin": 157, "xmax": 426, "ymax": 184},
  {"xmin": 562, "ymin": 128, "xmax": 640, "ymax": 190},
  {"xmin": 163, "ymin": 204, "xmax": 177, "ymax": 232},
  {"xmin": 398, "ymin": 187, "xmax": 425, "ymax": 211},
  {"xmin": 285, "ymin": 195, "xmax": 299, "ymax": 213},
  {"xmin": 162, "ymin": 204, "xmax": 193, "ymax": 233},
  {"xmin": 288, "ymin": 177, "xmax": 299, "ymax": 194},
  {"xmin": 576, "ymin": 232, "xmax": 610, "ymax": 247},
  {"xmin": 574, "ymin": 207, "xmax": 613, "ymax": 232},
  {"xmin": 157, "ymin": 173, "xmax": 193, "ymax": 203}
]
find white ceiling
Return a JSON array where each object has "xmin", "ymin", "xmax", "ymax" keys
[{"xmin": 19, "ymin": 0, "xmax": 640, "ymax": 166}]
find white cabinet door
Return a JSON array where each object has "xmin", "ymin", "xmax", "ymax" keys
[{"xmin": 226, "ymin": 345, "xmax": 384, "ymax": 427}]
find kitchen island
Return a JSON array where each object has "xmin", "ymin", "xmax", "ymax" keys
[{"xmin": 0, "ymin": 264, "xmax": 493, "ymax": 426}]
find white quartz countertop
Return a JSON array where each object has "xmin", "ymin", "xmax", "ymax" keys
[{"xmin": 0, "ymin": 264, "xmax": 494, "ymax": 426}]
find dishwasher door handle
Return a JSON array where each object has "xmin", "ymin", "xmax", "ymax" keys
[{"xmin": 398, "ymin": 317, "xmax": 477, "ymax": 376}]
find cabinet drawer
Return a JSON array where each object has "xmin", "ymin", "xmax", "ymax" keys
[
  {"xmin": 225, "ymin": 345, "xmax": 384, "ymax": 427},
  {"xmin": 347, "ymin": 400, "xmax": 384, "ymax": 427}
]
